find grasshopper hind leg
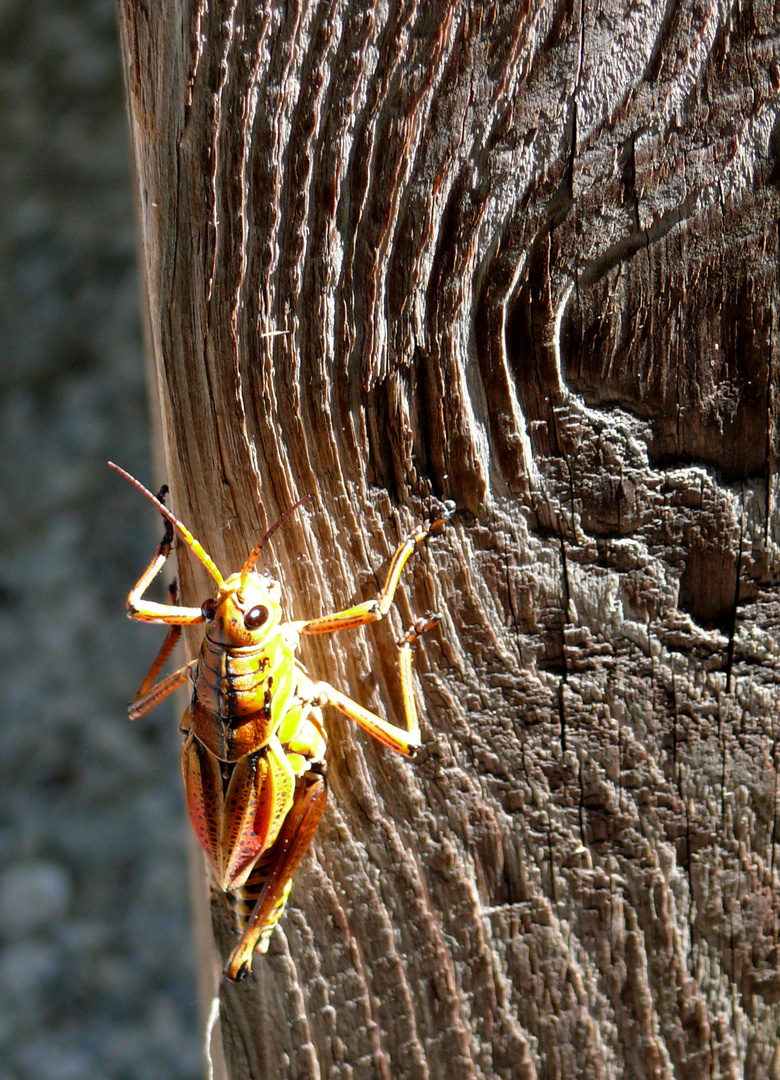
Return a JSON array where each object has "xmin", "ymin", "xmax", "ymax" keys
[
  {"xmin": 221, "ymin": 849, "xmax": 294, "ymax": 957},
  {"xmin": 223, "ymin": 769, "xmax": 327, "ymax": 980}
]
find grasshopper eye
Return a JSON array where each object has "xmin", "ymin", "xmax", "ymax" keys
[
  {"xmin": 201, "ymin": 598, "xmax": 217, "ymax": 621},
  {"xmin": 244, "ymin": 604, "xmax": 269, "ymax": 630}
]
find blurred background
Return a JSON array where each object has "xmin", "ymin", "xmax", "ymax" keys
[{"xmin": 1, "ymin": 2, "xmax": 201, "ymax": 1077}]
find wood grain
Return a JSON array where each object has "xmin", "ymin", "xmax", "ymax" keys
[{"xmin": 117, "ymin": 0, "xmax": 780, "ymax": 1076}]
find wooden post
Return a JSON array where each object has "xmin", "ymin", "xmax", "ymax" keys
[{"xmin": 117, "ymin": 1, "xmax": 780, "ymax": 1076}]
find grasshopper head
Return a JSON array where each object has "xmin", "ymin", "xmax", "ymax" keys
[{"xmin": 201, "ymin": 571, "xmax": 283, "ymax": 647}]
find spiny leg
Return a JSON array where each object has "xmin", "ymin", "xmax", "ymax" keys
[
  {"xmin": 396, "ymin": 612, "xmax": 443, "ymax": 748},
  {"xmin": 133, "ymin": 580, "xmax": 180, "ymax": 689},
  {"xmin": 220, "ymin": 847, "xmax": 294, "ymax": 960},
  {"xmin": 126, "ymin": 520, "xmax": 201, "ymax": 719},
  {"xmin": 312, "ymin": 613, "xmax": 442, "ymax": 757},
  {"xmin": 296, "ymin": 506, "xmax": 451, "ymax": 756},
  {"xmin": 129, "ymin": 660, "xmax": 195, "ymax": 721},
  {"xmin": 110, "ymin": 466, "xmax": 220, "ymax": 624},
  {"xmin": 126, "ymin": 515, "xmax": 206, "ymax": 625},
  {"xmin": 298, "ymin": 502, "xmax": 453, "ymax": 636},
  {"xmin": 224, "ymin": 772, "xmax": 328, "ymax": 980}
]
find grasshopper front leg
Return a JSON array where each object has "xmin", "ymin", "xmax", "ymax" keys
[
  {"xmin": 109, "ymin": 460, "xmax": 223, "ymax": 626},
  {"xmin": 125, "ymin": 514, "xmax": 206, "ymax": 627},
  {"xmin": 296, "ymin": 503, "xmax": 453, "ymax": 637}
]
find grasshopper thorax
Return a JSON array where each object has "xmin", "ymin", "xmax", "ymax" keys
[{"xmin": 201, "ymin": 571, "xmax": 283, "ymax": 648}]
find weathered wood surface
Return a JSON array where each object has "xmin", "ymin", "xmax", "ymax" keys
[{"xmin": 117, "ymin": 1, "xmax": 780, "ymax": 1076}]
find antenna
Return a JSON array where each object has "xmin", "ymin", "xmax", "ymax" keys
[
  {"xmin": 108, "ymin": 462, "xmax": 225, "ymax": 589},
  {"xmin": 239, "ymin": 495, "xmax": 311, "ymax": 594}
]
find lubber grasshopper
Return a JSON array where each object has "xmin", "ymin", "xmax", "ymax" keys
[{"xmin": 109, "ymin": 462, "xmax": 451, "ymax": 980}]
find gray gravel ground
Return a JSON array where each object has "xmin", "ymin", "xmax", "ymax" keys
[{"xmin": 1, "ymin": 2, "xmax": 201, "ymax": 1077}]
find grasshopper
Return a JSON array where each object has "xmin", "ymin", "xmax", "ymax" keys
[{"xmin": 109, "ymin": 462, "xmax": 451, "ymax": 980}]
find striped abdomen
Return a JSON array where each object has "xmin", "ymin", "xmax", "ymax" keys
[{"xmin": 221, "ymin": 844, "xmax": 294, "ymax": 955}]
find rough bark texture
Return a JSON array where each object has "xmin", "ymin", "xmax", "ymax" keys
[{"xmin": 116, "ymin": 1, "xmax": 780, "ymax": 1077}]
